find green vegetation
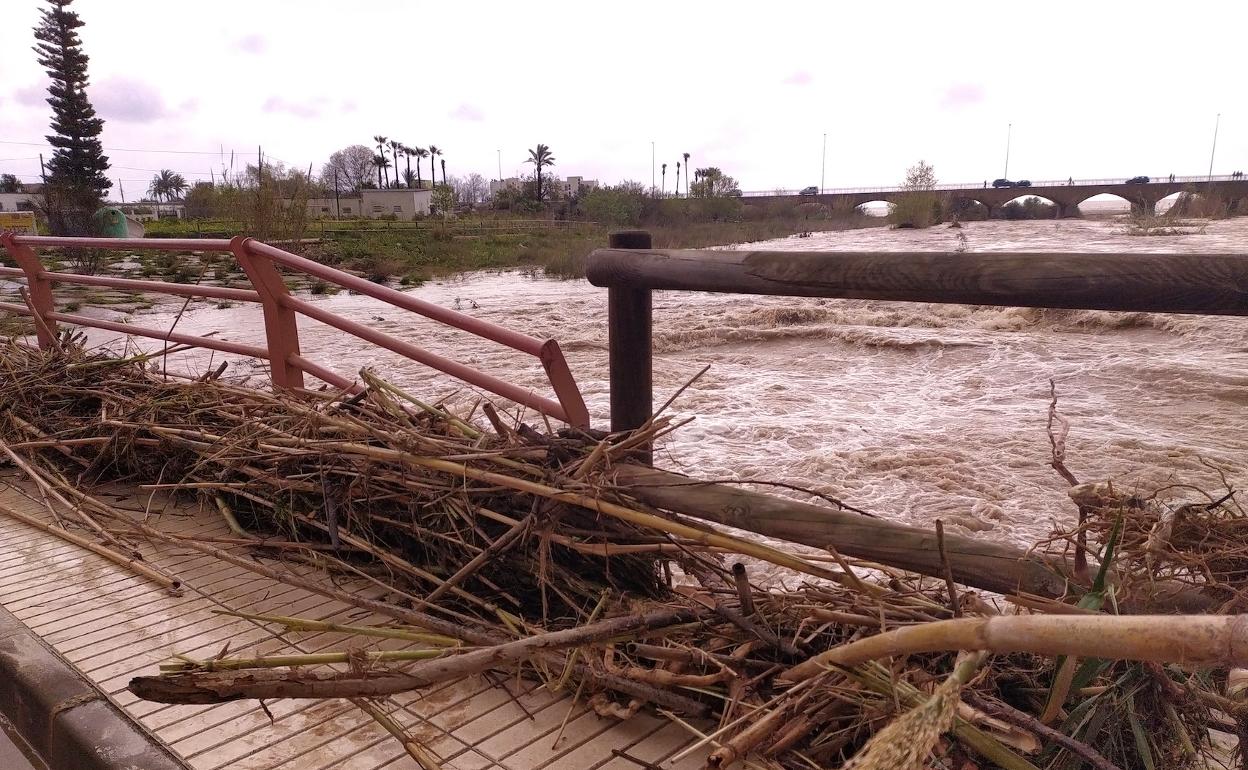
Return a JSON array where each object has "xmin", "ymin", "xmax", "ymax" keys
[
  {"xmin": 142, "ymin": 206, "xmax": 881, "ymax": 284},
  {"xmin": 1001, "ymin": 197, "xmax": 1058, "ymax": 220},
  {"xmin": 1168, "ymin": 189, "xmax": 1241, "ymax": 219},
  {"xmin": 147, "ymin": 169, "xmax": 188, "ymax": 202},
  {"xmin": 34, "ymin": 0, "xmax": 111, "ymax": 235},
  {"xmin": 888, "ymin": 161, "xmax": 941, "ymax": 229},
  {"xmin": 526, "ymin": 144, "xmax": 556, "ymax": 201}
]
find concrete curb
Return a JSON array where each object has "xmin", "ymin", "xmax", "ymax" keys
[{"xmin": 0, "ymin": 604, "xmax": 188, "ymax": 770}]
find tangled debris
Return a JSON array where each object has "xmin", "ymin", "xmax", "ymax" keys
[{"xmin": 0, "ymin": 337, "xmax": 1244, "ymax": 770}]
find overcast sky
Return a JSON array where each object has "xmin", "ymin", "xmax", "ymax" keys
[{"xmin": 1, "ymin": 0, "xmax": 1245, "ymax": 197}]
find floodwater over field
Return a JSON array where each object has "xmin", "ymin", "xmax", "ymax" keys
[{"xmin": 103, "ymin": 217, "xmax": 1248, "ymax": 558}]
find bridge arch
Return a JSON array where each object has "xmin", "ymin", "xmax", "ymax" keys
[
  {"xmin": 999, "ymin": 194, "xmax": 1061, "ymax": 220},
  {"xmin": 1071, "ymin": 191, "xmax": 1146, "ymax": 216},
  {"xmin": 855, "ymin": 200, "xmax": 893, "ymax": 217},
  {"xmin": 947, "ymin": 196, "xmax": 992, "ymax": 220}
]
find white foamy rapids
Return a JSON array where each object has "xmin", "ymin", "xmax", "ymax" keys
[{"xmin": 84, "ymin": 217, "xmax": 1248, "ymax": 560}]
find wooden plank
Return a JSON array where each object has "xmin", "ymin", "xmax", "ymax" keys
[
  {"xmin": 0, "ymin": 474, "xmax": 700, "ymax": 769},
  {"xmin": 586, "ymin": 248, "xmax": 1248, "ymax": 316},
  {"xmin": 592, "ymin": 721, "xmax": 707, "ymax": 770}
]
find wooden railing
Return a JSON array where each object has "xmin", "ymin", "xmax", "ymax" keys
[
  {"xmin": 586, "ymin": 230, "xmax": 1248, "ymax": 433},
  {"xmin": 0, "ymin": 233, "xmax": 590, "ymax": 428}
]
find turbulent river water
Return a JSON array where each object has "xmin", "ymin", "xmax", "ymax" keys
[{"xmin": 115, "ymin": 217, "xmax": 1248, "ymax": 558}]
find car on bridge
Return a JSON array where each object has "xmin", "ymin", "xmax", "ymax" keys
[
  {"xmin": 1015, "ymin": 179, "xmax": 1031, "ymax": 187},
  {"xmin": 992, "ymin": 178, "xmax": 1015, "ymax": 188},
  {"xmin": 1126, "ymin": 176, "xmax": 1150, "ymax": 184},
  {"xmin": 799, "ymin": 186, "xmax": 819, "ymax": 196}
]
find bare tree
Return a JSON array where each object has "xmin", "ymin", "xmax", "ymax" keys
[
  {"xmin": 319, "ymin": 145, "xmax": 375, "ymax": 193},
  {"xmin": 449, "ymin": 173, "xmax": 489, "ymax": 205}
]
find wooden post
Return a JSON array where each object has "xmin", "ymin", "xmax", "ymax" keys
[
  {"xmin": 230, "ymin": 236, "xmax": 304, "ymax": 390},
  {"xmin": 1, "ymin": 233, "xmax": 56, "ymax": 349},
  {"xmin": 606, "ymin": 231, "xmax": 653, "ymax": 448}
]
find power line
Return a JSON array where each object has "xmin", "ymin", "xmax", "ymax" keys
[
  {"xmin": 0, "ymin": 140, "xmax": 297, "ymax": 171},
  {"xmin": 0, "ymin": 137, "xmax": 229, "ymax": 154}
]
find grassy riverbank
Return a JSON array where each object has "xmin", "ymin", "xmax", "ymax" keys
[{"xmin": 144, "ymin": 214, "xmax": 885, "ymax": 283}]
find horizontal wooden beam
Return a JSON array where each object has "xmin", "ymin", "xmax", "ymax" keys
[
  {"xmin": 612, "ymin": 465, "xmax": 1222, "ymax": 614},
  {"xmin": 586, "ymin": 248, "xmax": 1248, "ymax": 316}
]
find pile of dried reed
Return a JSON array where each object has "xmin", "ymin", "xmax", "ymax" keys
[{"xmin": 0, "ymin": 337, "xmax": 1242, "ymax": 770}]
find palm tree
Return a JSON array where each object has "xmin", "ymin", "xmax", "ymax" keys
[
  {"xmin": 674, "ymin": 162, "xmax": 681, "ymax": 199},
  {"xmin": 661, "ymin": 163, "xmax": 667, "ymax": 196},
  {"xmin": 428, "ymin": 146, "xmax": 442, "ymax": 185},
  {"xmin": 389, "ymin": 140, "xmax": 403, "ymax": 187},
  {"xmin": 682, "ymin": 152, "xmax": 690, "ymax": 196},
  {"xmin": 147, "ymin": 169, "xmax": 187, "ymax": 202},
  {"xmin": 526, "ymin": 144, "xmax": 556, "ymax": 201},
  {"xmin": 372, "ymin": 154, "xmax": 391, "ymax": 188},
  {"xmin": 440, "ymin": 158, "xmax": 446, "ymax": 188},
  {"xmin": 413, "ymin": 147, "xmax": 428, "ymax": 187},
  {"xmin": 400, "ymin": 145, "xmax": 414, "ymax": 188},
  {"xmin": 373, "ymin": 135, "xmax": 388, "ymax": 187}
]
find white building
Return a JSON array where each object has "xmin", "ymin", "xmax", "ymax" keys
[
  {"xmin": 563, "ymin": 176, "xmax": 598, "ymax": 197},
  {"xmin": 0, "ymin": 191, "xmax": 42, "ymax": 213},
  {"xmin": 488, "ymin": 178, "xmax": 523, "ymax": 197},
  {"xmin": 488, "ymin": 175, "xmax": 599, "ymax": 199},
  {"xmin": 116, "ymin": 201, "xmax": 185, "ymax": 221},
  {"xmin": 306, "ymin": 188, "xmax": 432, "ymax": 219}
]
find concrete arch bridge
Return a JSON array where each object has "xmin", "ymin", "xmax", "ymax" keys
[{"xmin": 746, "ymin": 176, "xmax": 1248, "ymax": 218}]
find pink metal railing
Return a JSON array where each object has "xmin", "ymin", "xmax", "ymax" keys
[{"xmin": 0, "ymin": 233, "xmax": 590, "ymax": 428}]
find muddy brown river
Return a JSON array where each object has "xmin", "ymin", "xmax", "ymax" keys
[{"xmin": 91, "ymin": 217, "xmax": 1248, "ymax": 563}]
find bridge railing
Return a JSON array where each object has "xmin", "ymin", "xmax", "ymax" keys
[
  {"xmin": 586, "ymin": 231, "xmax": 1248, "ymax": 433},
  {"xmin": 739, "ymin": 174, "xmax": 1241, "ymax": 198},
  {"xmin": 0, "ymin": 233, "xmax": 590, "ymax": 428}
]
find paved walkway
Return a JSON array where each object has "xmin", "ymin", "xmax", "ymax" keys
[{"xmin": 0, "ymin": 473, "xmax": 709, "ymax": 769}]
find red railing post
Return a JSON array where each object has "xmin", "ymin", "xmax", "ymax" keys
[
  {"xmin": 538, "ymin": 339, "xmax": 590, "ymax": 429},
  {"xmin": 1, "ymin": 232, "xmax": 57, "ymax": 349},
  {"xmin": 230, "ymin": 236, "xmax": 304, "ymax": 390}
]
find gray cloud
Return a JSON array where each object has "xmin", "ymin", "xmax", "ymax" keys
[
  {"xmin": 14, "ymin": 83, "xmax": 46, "ymax": 107},
  {"xmin": 449, "ymin": 103, "xmax": 484, "ymax": 121},
  {"xmin": 940, "ymin": 83, "xmax": 985, "ymax": 109},
  {"xmin": 234, "ymin": 34, "xmax": 267, "ymax": 54},
  {"xmin": 262, "ymin": 96, "xmax": 323, "ymax": 119},
  {"xmin": 90, "ymin": 77, "xmax": 169, "ymax": 123},
  {"xmin": 783, "ymin": 71, "xmax": 813, "ymax": 86}
]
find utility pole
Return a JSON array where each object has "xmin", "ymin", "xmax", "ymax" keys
[
  {"xmin": 651, "ymin": 141, "xmax": 656, "ymax": 197},
  {"xmin": 38, "ymin": 153, "xmax": 46, "ymax": 184},
  {"xmin": 334, "ymin": 170, "xmax": 341, "ymax": 219},
  {"xmin": 119, "ymin": 181, "xmax": 125, "ymax": 204},
  {"xmin": 496, "ymin": 149, "xmax": 502, "ymax": 181},
  {"xmin": 820, "ymin": 132, "xmax": 827, "ymax": 193},
  {"xmin": 1003, "ymin": 123, "xmax": 1012, "ymax": 180},
  {"xmin": 1208, "ymin": 113, "xmax": 1221, "ymax": 183}
]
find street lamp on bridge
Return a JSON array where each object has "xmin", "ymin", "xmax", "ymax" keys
[
  {"xmin": 1208, "ymin": 113, "xmax": 1221, "ymax": 184},
  {"xmin": 1003, "ymin": 123, "xmax": 1012, "ymax": 180}
]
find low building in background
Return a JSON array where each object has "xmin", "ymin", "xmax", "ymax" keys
[
  {"xmin": 487, "ymin": 175, "xmax": 598, "ymax": 200},
  {"xmin": 488, "ymin": 178, "xmax": 523, "ymax": 197},
  {"xmin": 116, "ymin": 201, "xmax": 185, "ymax": 221},
  {"xmin": 563, "ymin": 176, "xmax": 598, "ymax": 197},
  {"xmin": 305, "ymin": 188, "xmax": 432, "ymax": 219},
  {"xmin": 0, "ymin": 185, "xmax": 43, "ymax": 213}
]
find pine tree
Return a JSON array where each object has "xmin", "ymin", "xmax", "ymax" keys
[{"xmin": 33, "ymin": 0, "xmax": 110, "ymax": 233}]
